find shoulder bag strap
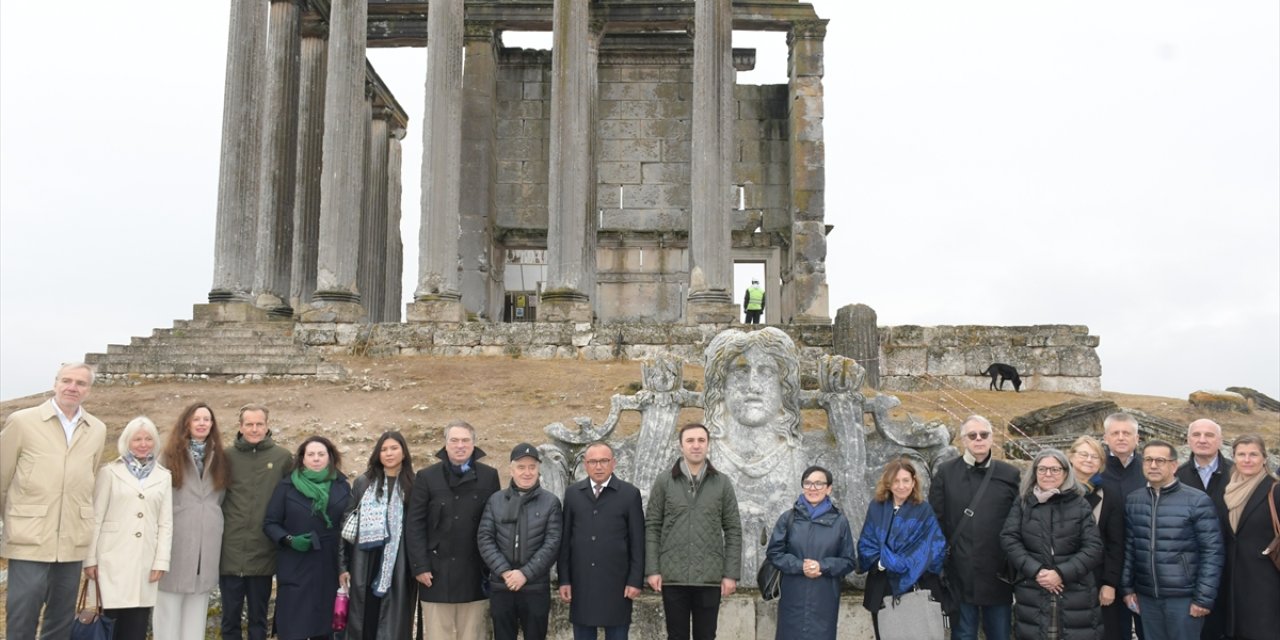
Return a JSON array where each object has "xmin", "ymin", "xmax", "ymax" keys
[
  {"xmin": 951, "ymin": 462, "xmax": 996, "ymax": 542},
  {"xmin": 1269, "ymin": 482, "xmax": 1279, "ymax": 537}
]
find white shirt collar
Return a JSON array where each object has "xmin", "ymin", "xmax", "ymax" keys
[{"xmin": 49, "ymin": 399, "xmax": 82, "ymax": 445}]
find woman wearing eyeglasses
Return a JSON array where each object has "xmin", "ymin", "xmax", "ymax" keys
[
  {"xmin": 1067, "ymin": 436, "xmax": 1126, "ymax": 640},
  {"xmin": 765, "ymin": 465, "xmax": 856, "ymax": 640},
  {"xmin": 1000, "ymin": 448, "xmax": 1103, "ymax": 639}
]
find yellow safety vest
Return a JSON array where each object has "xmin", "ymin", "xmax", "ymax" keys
[{"xmin": 746, "ymin": 286, "xmax": 764, "ymax": 310}]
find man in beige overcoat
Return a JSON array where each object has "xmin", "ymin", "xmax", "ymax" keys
[{"xmin": 0, "ymin": 363, "xmax": 108, "ymax": 640}]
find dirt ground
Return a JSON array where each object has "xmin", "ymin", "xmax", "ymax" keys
[{"xmin": 1, "ymin": 355, "xmax": 1277, "ymax": 634}]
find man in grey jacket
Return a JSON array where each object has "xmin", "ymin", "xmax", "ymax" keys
[
  {"xmin": 477, "ymin": 443, "xmax": 563, "ymax": 640},
  {"xmin": 645, "ymin": 423, "xmax": 743, "ymax": 640}
]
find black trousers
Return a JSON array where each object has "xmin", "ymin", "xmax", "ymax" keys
[
  {"xmin": 490, "ymin": 587, "xmax": 551, "ymax": 640},
  {"xmin": 1101, "ymin": 600, "xmax": 1144, "ymax": 640},
  {"xmin": 220, "ymin": 574, "xmax": 274, "ymax": 640},
  {"xmin": 744, "ymin": 310, "xmax": 762, "ymax": 325},
  {"xmin": 104, "ymin": 607, "xmax": 151, "ymax": 640},
  {"xmin": 661, "ymin": 585, "xmax": 721, "ymax": 640}
]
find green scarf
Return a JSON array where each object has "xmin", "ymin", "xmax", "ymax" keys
[{"xmin": 292, "ymin": 467, "xmax": 334, "ymax": 528}]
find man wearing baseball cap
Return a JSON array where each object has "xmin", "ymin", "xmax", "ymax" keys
[{"xmin": 477, "ymin": 443, "xmax": 563, "ymax": 640}]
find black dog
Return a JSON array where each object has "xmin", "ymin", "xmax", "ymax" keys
[{"xmin": 981, "ymin": 363, "xmax": 1022, "ymax": 392}]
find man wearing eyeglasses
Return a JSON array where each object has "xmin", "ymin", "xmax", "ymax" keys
[
  {"xmin": 1121, "ymin": 440, "xmax": 1224, "ymax": 640},
  {"xmin": 558, "ymin": 441, "xmax": 646, "ymax": 640},
  {"xmin": 1172, "ymin": 419, "xmax": 1232, "ymax": 640},
  {"xmin": 928, "ymin": 415, "xmax": 1020, "ymax": 640}
]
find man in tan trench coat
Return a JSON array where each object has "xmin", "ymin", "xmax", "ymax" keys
[{"xmin": 0, "ymin": 363, "xmax": 108, "ymax": 640}]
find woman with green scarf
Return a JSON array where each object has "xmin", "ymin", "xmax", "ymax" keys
[{"xmin": 265, "ymin": 435, "xmax": 352, "ymax": 640}]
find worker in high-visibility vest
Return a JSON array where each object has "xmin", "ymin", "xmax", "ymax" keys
[{"xmin": 743, "ymin": 279, "xmax": 765, "ymax": 324}]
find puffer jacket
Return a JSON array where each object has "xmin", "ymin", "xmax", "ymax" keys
[
  {"xmin": 477, "ymin": 481, "xmax": 563, "ymax": 591},
  {"xmin": 644, "ymin": 460, "xmax": 743, "ymax": 585},
  {"xmin": 1001, "ymin": 490, "xmax": 1103, "ymax": 640},
  {"xmin": 1121, "ymin": 480, "xmax": 1224, "ymax": 608}
]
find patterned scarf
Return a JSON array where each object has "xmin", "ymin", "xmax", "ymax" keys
[
  {"xmin": 123, "ymin": 451, "xmax": 157, "ymax": 481},
  {"xmin": 357, "ymin": 476, "xmax": 405, "ymax": 596},
  {"xmin": 292, "ymin": 468, "xmax": 334, "ymax": 527},
  {"xmin": 189, "ymin": 439, "xmax": 207, "ymax": 477},
  {"xmin": 860, "ymin": 498, "xmax": 947, "ymax": 596}
]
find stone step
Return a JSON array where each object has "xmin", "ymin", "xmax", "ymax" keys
[
  {"xmin": 111, "ymin": 344, "xmax": 301, "ymax": 356},
  {"xmin": 153, "ymin": 326, "xmax": 295, "ymax": 340},
  {"xmin": 92, "ymin": 360, "xmax": 342, "ymax": 377},
  {"xmin": 132, "ymin": 337, "xmax": 298, "ymax": 349}
]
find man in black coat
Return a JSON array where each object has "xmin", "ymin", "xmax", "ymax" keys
[
  {"xmin": 929, "ymin": 415, "xmax": 1020, "ymax": 640},
  {"xmin": 1174, "ymin": 418, "xmax": 1232, "ymax": 640},
  {"xmin": 1100, "ymin": 412, "xmax": 1146, "ymax": 640},
  {"xmin": 406, "ymin": 420, "xmax": 501, "ymax": 640},
  {"xmin": 558, "ymin": 441, "xmax": 646, "ymax": 640}
]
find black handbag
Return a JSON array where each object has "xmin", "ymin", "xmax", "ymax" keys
[
  {"xmin": 70, "ymin": 577, "xmax": 114, "ymax": 640},
  {"xmin": 758, "ymin": 510, "xmax": 796, "ymax": 601}
]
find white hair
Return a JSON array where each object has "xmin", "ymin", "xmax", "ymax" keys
[{"xmin": 118, "ymin": 416, "xmax": 160, "ymax": 458}]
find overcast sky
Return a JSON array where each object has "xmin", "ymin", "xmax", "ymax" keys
[{"xmin": 2, "ymin": 1, "xmax": 1277, "ymax": 403}]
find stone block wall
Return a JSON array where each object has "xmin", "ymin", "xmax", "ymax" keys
[
  {"xmin": 495, "ymin": 53, "xmax": 551, "ymax": 230},
  {"xmin": 877, "ymin": 324, "xmax": 1102, "ymax": 394},
  {"xmin": 733, "ymin": 84, "xmax": 791, "ymax": 234}
]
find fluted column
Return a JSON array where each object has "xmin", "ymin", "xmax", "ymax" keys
[
  {"xmin": 686, "ymin": 0, "xmax": 737, "ymax": 323},
  {"xmin": 305, "ymin": 0, "xmax": 367, "ymax": 322},
  {"xmin": 786, "ymin": 20, "xmax": 831, "ymax": 324},
  {"xmin": 359, "ymin": 100, "xmax": 391, "ymax": 322},
  {"xmin": 458, "ymin": 23, "xmax": 499, "ymax": 320},
  {"xmin": 384, "ymin": 131, "xmax": 405, "ymax": 322},
  {"xmin": 253, "ymin": 0, "xmax": 302, "ymax": 318},
  {"xmin": 289, "ymin": 17, "xmax": 328, "ymax": 311},
  {"xmin": 542, "ymin": 0, "xmax": 596, "ymax": 323},
  {"xmin": 407, "ymin": 0, "xmax": 465, "ymax": 323},
  {"xmin": 208, "ymin": 0, "xmax": 267, "ymax": 305}
]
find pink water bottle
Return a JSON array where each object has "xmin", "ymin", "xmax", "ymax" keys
[{"xmin": 333, "ymin": 586, "xmax": 350, "ymax": 631}]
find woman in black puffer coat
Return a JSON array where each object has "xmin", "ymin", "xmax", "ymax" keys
[{"xmin": 1000, "ymin": 448, "xmax": 1104, "ymax": 640}]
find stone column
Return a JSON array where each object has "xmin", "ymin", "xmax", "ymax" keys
[
  {"xmin": 407, "ymin": 0, "xmax": 466, "ymax": 323},
  {"xmin": 305, "ymin": 0, "xmax": 367, "ymax": 322},
  {"xmin": 542, "ymin": 0, "xmax": 596, "ymax": 323},
  {"xmin": 359, "ymin": 100, "xmax": 391, "ymax": 322},
  {"xmin": 786, "ymin": 20, "xmax": 831, "ymax": 324},
  {"xmin": 833, "ymin": 304, "xmax": 879, "ymax": 389},
  {"xmin": 686, "ymin": 0, "xmax": 737, "ymax": 323},
  {"xmin": 207, "ymin": 0, "xmax": 267, "ymax": 309},
  {"xmin": 458, "ymin": 23, "xmax": 499, "ymax": 320},
  {"xmin": 384, "ymin": 130, "xmax": 405, "ymax": 322},
  {"xmin": 289, "ymin": 16, "xmax": 328, "ymax": 311},
  {"xmin": 253, "ymin": 0, "xmax": 302, "ymax": 318}
]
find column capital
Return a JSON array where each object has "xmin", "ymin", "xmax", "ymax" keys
[
  {"xmin": 787, "ymin": 19, "xmax": 828, "ymax": 44},
  {"xmin": 464, "ymin": 21, "xmax": 497, "ymax": 42}
]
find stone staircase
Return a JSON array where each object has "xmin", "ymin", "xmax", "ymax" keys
[{"xmin": 85, "ymin": 319, "xmax": 345, "ymax": 381}]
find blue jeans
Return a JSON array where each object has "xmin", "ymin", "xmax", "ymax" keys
[
  {"xmin": 950, "ymin": 602, "xmax": 1011, "ymax": 640},
  {"xmin": 1137, "ymin": 595, "xmax": 1202, "ymax": 640},
  {"xmin": 572, "ymin": 623, "xmax": 630, "ymax": 640}
]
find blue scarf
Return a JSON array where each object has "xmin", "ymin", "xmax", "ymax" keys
[
  {"xmin": 122, "ymin": 451, "xmax": 156, "ymax": 481},
  {"xmin": 799, "ymin": 494, "xmax": 834, "ymax": 520},
  {"xmin": 856, "ymin": 499, "xmax": 947, "ymax": 596}
]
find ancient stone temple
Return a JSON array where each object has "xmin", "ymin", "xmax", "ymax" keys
[{"xmin": 205, "ymin": 0, "xmax": 832, "ymax": 327}]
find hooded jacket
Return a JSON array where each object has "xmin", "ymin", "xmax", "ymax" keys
[{"xmin": 219, "ymin": 432, "xmax": 293, "ymax": 575}]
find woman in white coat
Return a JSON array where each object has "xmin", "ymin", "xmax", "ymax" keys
[
  {"xmin": 84, "ymin": 416, "xmax": 174, "ymax": 640},
  {"xmin": 155, "ymin": 402, "xmax": 229, "ymax": 639}
]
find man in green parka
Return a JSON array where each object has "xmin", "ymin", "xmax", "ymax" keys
[
  {"xmin": 645, "ymin": 423, "xmax": 743, "ymax": 640},
  {"xmin": 219, "ymin": 404, "xmax": 293, "ymax": 640}
]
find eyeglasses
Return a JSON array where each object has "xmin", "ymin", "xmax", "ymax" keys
[
  {"xmin": 1035, "ymin": 467, "xmax": 1064, "ymax": 476},
  {"xmin": 802, "ymin": 481, "xmax": 829, "ymax": 490},
  {"xmin": 1072, "ymin": 451, "xmax": 1101, "ymax": 461},
  {"xmin": 584, "ymin": 458, "xmax": 613, "ymax": 467},
  {"xmin": 1144, "ymin": 457, "xmax": 1176, "ymax": 467},
  {"xmin": 964, "ymin": 431, "xmax": 992, "ymax": 441}
]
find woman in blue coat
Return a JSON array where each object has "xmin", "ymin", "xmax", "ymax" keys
[
  {"xmin": 765, "ymin": 465, "xmax": 857, "ymax": 640},
  {"xmin": 264, "ymin": 435, "xmax": 352, "ymax": 640},
  {"xmin": 856, "ymin": 458, "xmax": 949, "ymax": 640}
]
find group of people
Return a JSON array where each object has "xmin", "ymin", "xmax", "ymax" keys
[{"xmin": 1, "ymin": 363, "xmax": 1277, "ymax": 640}]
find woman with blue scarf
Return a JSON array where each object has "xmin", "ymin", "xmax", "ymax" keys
[
  {"xmin": 856, "ymin": 457, "xmax": 949, "ymax": 640},
  {"xmin": 339, "ymin": 431, "xmax": 417, "ymax": 639},
  {"xmin": 265, "ymin": 435, "xmax": 351, "ymax": 640},
  {"xmin": 765, "ymin": 465, "xmax": 857, "ymax": 640}
]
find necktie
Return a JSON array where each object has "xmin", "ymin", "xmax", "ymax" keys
[{"xmin": 593, "ymin": 483, "xmax": 602, "ymax": 498}]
